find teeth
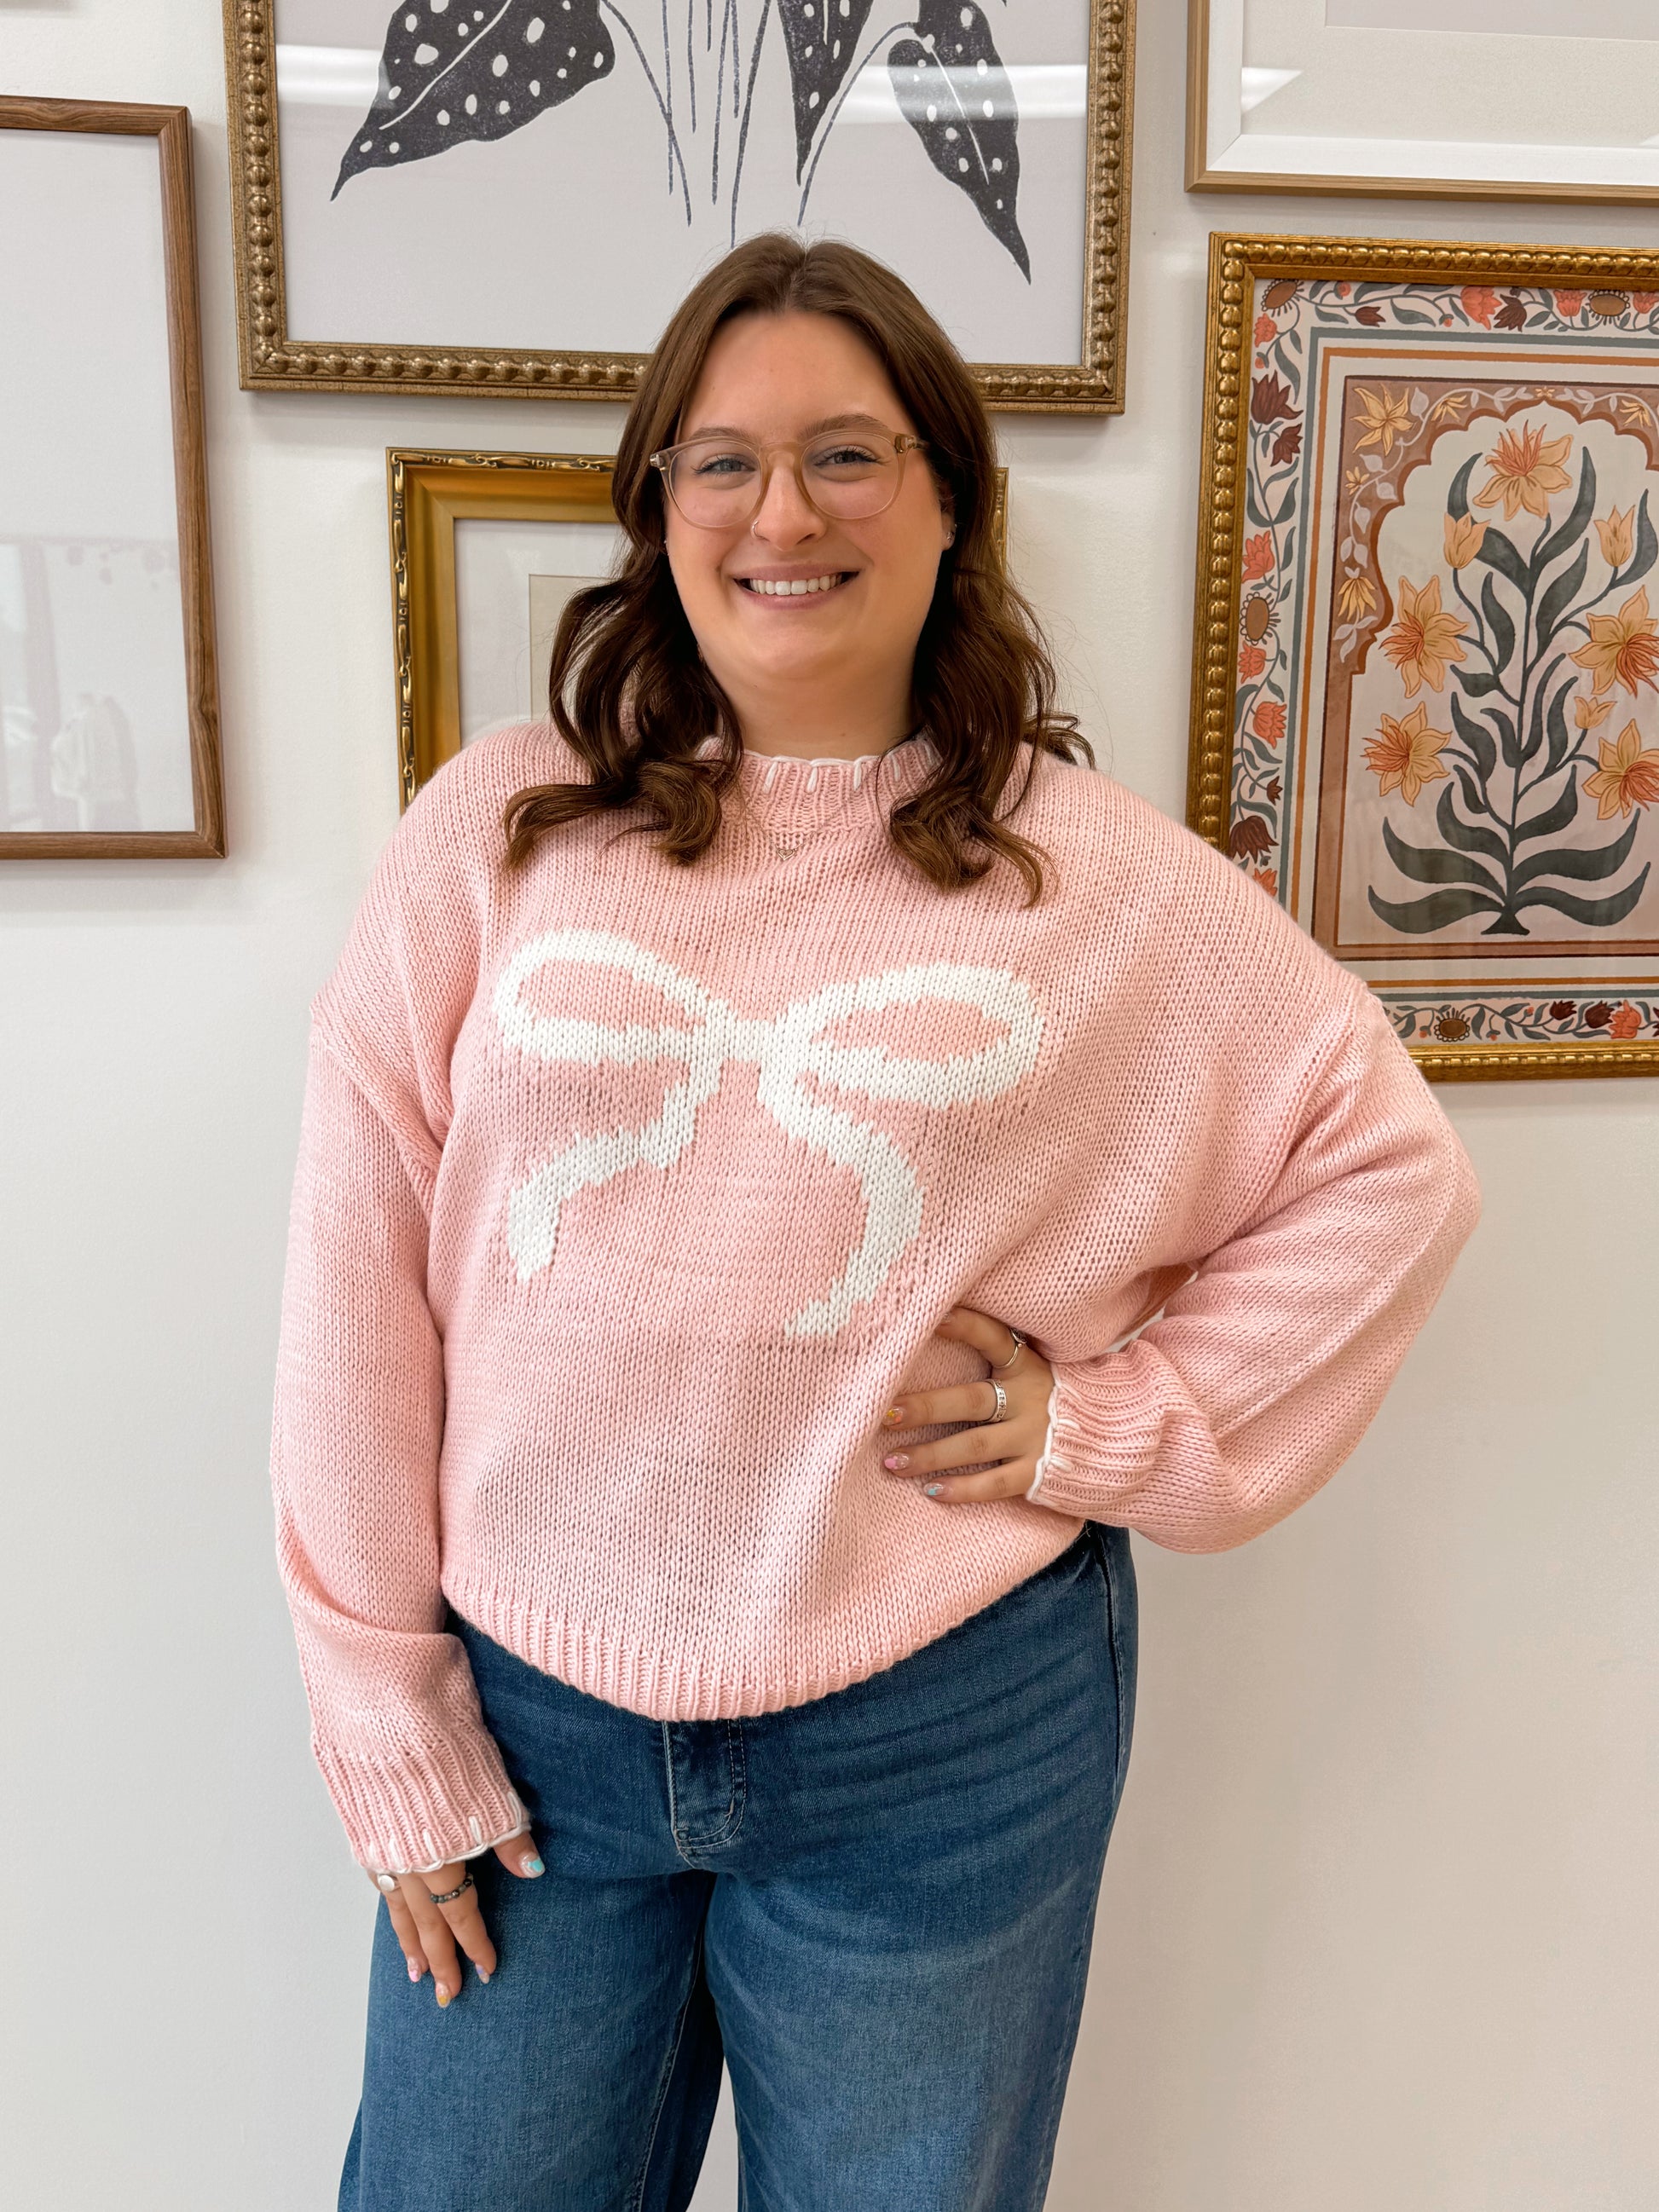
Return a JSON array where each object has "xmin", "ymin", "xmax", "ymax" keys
[{"xmin": 742, "ymin": 574, "xmax": 846, "ymax": 596}]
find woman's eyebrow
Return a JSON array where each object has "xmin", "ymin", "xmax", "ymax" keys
[{"xmin": 678, "ymin": 412, "xmax": 893, "ymax": 441}]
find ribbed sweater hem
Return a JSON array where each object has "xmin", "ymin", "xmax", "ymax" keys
[
  {"xmin": 317, "ymin": 1738, "xmax": 529, "ymax": 1877},
  {"xmin": 442, "ymin": 1532, "xmax": 1084, "ymax": 1722}
]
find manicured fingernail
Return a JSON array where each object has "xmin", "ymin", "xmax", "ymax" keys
[
  {"xmin": 476, "ymin": 1967, "xmax": 491, "ymax": 1984},
  {"xmin": 435, "ymin": 1984, "xmax": 451, "ymax": 2009},
  {"xmin": 407, "ymin": 1958, "xmax": 422, "ymax": 1983},
  {"xmin": 376, "ymin": 1874, "xmax": 399, "ymax": 1893},
  {"xmin": 522, "ymin": 1855, "xmax": 545, "ymax": 1877},
  {"xmin": 924, "ymin": 1484, "xmax": 944, "ymax": 1498},
  {"xmin": 883, "ymin": 1405, "xmax": 904, "ymax": 1425},
  {"xmin": 884, "ymin": 1453, "xmax": 909, "ymax": 1470}
]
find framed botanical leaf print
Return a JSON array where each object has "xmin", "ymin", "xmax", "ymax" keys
[
  {"xmin": 1189, "ymin": 234, "xmax": 1659, "ymax": 1078},
  {"xmin": 224, "ymin": 0, "xmax": 1134, "ymax": 410}
]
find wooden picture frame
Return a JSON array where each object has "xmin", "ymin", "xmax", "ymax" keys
[
  {"xmin": 1189, "ymin": 232, "xmax": 1659, "ymax": 1080},
  {"xmin": 1187, "ymin": 0, "xmax": 1659, "ymax": 206},
  {"xmin": 390, "ymin": 445, "xmax": 1008, "ymax": 802},
  {"xmin": 226, "ymin": 0, "xmax": 1135, "ymax": 413},
  {"xmin": 0, "ymin": 97, "xmax": 224, "ymax": 858}
]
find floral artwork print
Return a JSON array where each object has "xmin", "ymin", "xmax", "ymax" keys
[
  {"xmin": 338, "ymin": 0, "xmax": 1029, "ymax": 270},
  {"xmin": 1230, "ymin": 275, "xmax": 1659, "ymax": 1056}
]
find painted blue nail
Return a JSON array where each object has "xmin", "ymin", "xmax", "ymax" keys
[
  {"xmin": 924, "ymin": 1484, "xmax": 943, "ymax": 1498},
  {"xmin": 523, "ymin": 1855, "xmax": 545, "ymax": 1877}
]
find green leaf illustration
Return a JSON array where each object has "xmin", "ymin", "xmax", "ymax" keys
[
  {"xmin": 1480, "ymin": 572, "xmax": 1516, "ymax": 672},
  {"xmin": 1435, "ymin": 779, "xmax": 1509, "ymax": 865},
  {"xmin": 1367, "ymin": 885, "xmax": 1503, "ymax": 933},
  {"xmin": 1476, "ymin": 526, "xmax": 1529, "ymax": 598},
  {"xmin": 1510, "ymin": 868, "xmax": 1651, "ymax": 925},
  {"xmin": 1536, "ymin": 544, "xmax": 1589, "ymax": 649},
  {"xmin": 1517, "ymin": 651, "xmax": 1567, "ymax": 765},
  {"xmin": 1454, "ymin": 667, "xmax": 1503, "ymax": 698},
  {"xmin": 1530, "ymin": 446, "xmax": 1596, "ymax": 583},
  {"xmin": 1512, "ymin": 811, "xmax": 1641, "ymax": 889},
  {"xmin": 1628, "ymin": 491, "xmax": 1657, "ymax": 587},
  {"xmin": 1381, "ymin": 818, "xmax": 1505, "ymax": 893},
  {"xmin": 1447, "ymin": 453, "xmax": 1480, "ymax": 520},
  {"xmin": 1450, "ymin": 693, "xmax": 1497, "ymax": 781},
  {"xmin": 1513, "ymin": 773, "xmax": 1581, "ymax": 846},
  {"xmin": 1544, "ymin": 678, "xmax": 1573, "ymax": 775}
]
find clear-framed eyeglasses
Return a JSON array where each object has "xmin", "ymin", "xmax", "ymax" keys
[{"xmin": 649, "ymin": 426, "xmax": 929, "ymax": 530}]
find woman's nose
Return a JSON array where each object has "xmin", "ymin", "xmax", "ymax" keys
[{"xmin": 749, "ymin": 456, "xmax": 824, "ymax": 549}]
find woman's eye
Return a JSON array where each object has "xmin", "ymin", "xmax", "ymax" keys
[
  {"xmin": 691, "ymin": 450, "xmax": 757, "ymax": 478},
  {"xmin": 811, "ymin": 444, "xmax": 882, "ymax": 471}
]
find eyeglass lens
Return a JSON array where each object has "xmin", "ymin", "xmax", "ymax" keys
[{"xmin": 667, "ymin": 436, "xmax": 904, "ymax": 525}]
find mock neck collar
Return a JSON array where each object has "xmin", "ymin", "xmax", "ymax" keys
[{"xmin": 695, "ymin": 733, "xmax": 937, "ymax": 846}]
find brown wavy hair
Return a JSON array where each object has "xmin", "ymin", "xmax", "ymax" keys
[{"xmin": 502, "ymin": 233, "xmax": 1089, "ymax": 904}]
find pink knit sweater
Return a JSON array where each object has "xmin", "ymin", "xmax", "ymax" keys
[{"xmin": 273, "ymin": 725, "xmax": 1479, "ymax": 1874}]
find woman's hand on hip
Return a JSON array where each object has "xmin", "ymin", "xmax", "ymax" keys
[
  {"xmin": 879, "ymin": 1303, "xmax": 1054, "ymax": 1505},
  {"xmin": 367, "ymin": 1836, "xmax": 545, "ymax": 2007}
]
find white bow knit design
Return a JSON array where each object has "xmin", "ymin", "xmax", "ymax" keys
[{"xmin": 493, "ymin": 927, "xmax": 1044, "ymax": 1337}]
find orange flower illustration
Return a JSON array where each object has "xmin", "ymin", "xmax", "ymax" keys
[
  {"xmin": 1365, "ymin": 702, "xmax": 1453, "ymax": 806},
  {"xmin": 1582, "ymin": 719, "xmax": 1659, "ymax": 819},
  {"xmin": 1241, "ymin": 532, "xmax": 1275, "ymax": 580},
  {"xmin": 1382, "ymin": 576, "xmax": 1469, "ymax": 696},
  {"xmin": 1251, "ymin": 867, "xmax": 1279, "ymax": 898},
  {"xmin": 1443, "ymin": 513, "xmax": 1488, "ymax": 569},
  {"xmin": 1472, "ymin": 421, "xmax": 1574, "ymax": 521},
  {"xmin": 1552, "ymin": 290, "xmax": 1586, "ymax": 318},
  {"xmin": 1239, "ymin": 643, "xmax": 1268, "ymax": 680},
  {"xmin": 1460, "ymin": 285, "xmax": 1500, "ymax": 327},
  {"xmin": 1571, "ymin": 586, "xmax": 1659, "ymax": 696},
  {"xmin": 1254, "ymin": 313, "xmax": 1277, "ymax": 345},
  {"xmin": 1252, "ymin": 699, "xmax": 1286, "ymax": 745},
  {"xmin": 1575, "ymin": 691, "xmax": 1615, "ymax": 730},
  {"xmin": 1596, "ymin": 505, "xmax": 1636, "ymax": 568},
  {"xmin": 1355, "ymin": 385, "xmax": 1414, "ymax": 458},
  {"xmin": 1609, "ymin": 1002, "xmax": 1644, "ymax": 1039},
  {"xmin": 1337, "ymin": 571, "xmax": 1378, "ymax": 622}
]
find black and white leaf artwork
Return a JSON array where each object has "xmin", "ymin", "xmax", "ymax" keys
[
  {"xmin": 888, "ymin": 0, "xmax": 1027, "ymax": 279},
  {"xmin": 777, "ymin": 0, "xmax": 876, "ymax": 179},
  {"xmin": 335, "ymin": 0, "xmax": 616, "ymax": 198}
]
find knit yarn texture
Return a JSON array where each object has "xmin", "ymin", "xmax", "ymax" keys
[{"xmin": 272, "ymin": 725, "xmax": 1480, "ymax": 1874}]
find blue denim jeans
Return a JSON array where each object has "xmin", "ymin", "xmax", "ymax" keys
[{"xmin": 339, "ymin": 1522, "xmax": 1136, "ymax": 2212}]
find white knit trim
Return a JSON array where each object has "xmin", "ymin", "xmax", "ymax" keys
[
  {"xmin": 1026, "ymin": 1375, "xmax": 1061, "ymax": 1500},
  {"xmin": 373, "ymin": 1818, "xmax": 531, "ymax": 1882}
]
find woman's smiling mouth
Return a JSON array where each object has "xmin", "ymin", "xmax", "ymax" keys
[{"xmin": 736, "ymin": 570, "xmax": 856, "ymax": 598}]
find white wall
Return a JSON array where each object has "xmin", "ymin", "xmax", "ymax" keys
[{"xmin": 1, "ymin": 4, "xmax": 1653, "ymax": 2207}]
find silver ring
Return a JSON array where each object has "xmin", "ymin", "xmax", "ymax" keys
[
  {"xmin": 992, "ymin": 1327, "xmax": 1026, "ymax": 1372},
  {"xmin": 988, "ymin": 1380, "xmax": 1009, "ymax": 1423}
]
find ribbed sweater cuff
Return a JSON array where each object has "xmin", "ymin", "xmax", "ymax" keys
[
  {"xmin": 1026, "ymin": 1356, "xmax": 1164, "ymax": 1519},
  {"xmin": 315, "ymin": 1736, "xmax": 529, "ymax": 1878}
]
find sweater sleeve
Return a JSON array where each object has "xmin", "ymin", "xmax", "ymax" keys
[
  {"xmin": 1029, "ymin": 986, "xmax": 1481, "ymax": 1551},
  {"xmin": 271, "ymin": 1025, "xmax": 528, "ymax": 1874}
]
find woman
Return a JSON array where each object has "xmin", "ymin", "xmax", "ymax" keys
[{"xmin": 274, "ymin": 234, "xmax": 1479, "ymax": 2210}]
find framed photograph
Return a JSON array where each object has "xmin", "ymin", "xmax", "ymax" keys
[
  {"xmin": 1188, "ymin": 233, "xmax": 1659, "ymax": 1079},
  {"xmin": 1188, "ymin": 0, "xmax": 1659, "ymax": 204},
  {"xmin": 0, "ymin": 98, "xmax": 224, "ymax": 857},
  {"xmin": 390, "ymin": 444, "xmax": 1007, "ymax": 800},
  {"xmin": 225, "ymin": 0, "xmax": 1134, "ymax": 411}
]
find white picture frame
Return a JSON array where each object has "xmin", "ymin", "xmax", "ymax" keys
[{"xmin": 1188, "ymin": 0, "xmax": 1659, "ymax": 205}]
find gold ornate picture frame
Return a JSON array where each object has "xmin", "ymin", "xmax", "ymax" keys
[
  {"xmin": 391, "ymin": 445, "xmax": 1007, "ymax": 802},
  {"xmin": 226, "ymin": 0, "xmax": 1134, "ymax": 413},
  {"xmin": 1190, "ymin": 232, "xmax": 1659, "ymax": 1080}
]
